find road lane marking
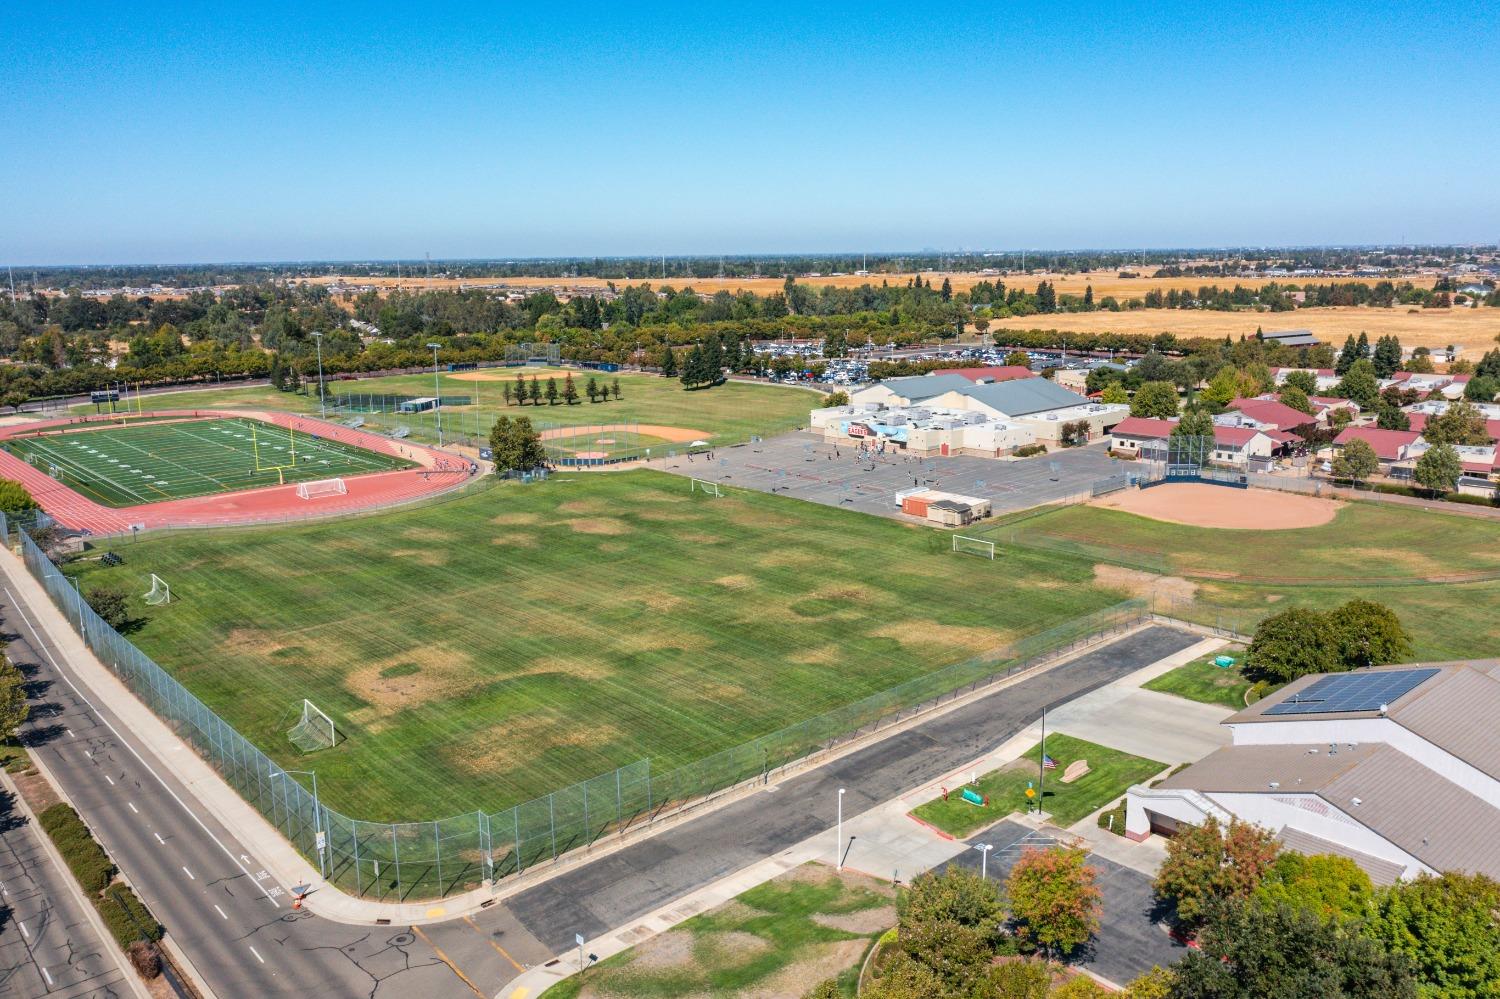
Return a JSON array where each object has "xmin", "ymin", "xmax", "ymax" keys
[
  {"xmin": 249, "ymin": 945, "xmax": 265, "ymax": 963},
  {"xmin": 104, "ymin": 774, "xmax": 114, "ymax": 785},
  {"xmin": 41, "ymin": 967, "xmax": 53, "ymax": 985},
  {"xmin": 18, "ymin": 920, "xmax": 28, "ymax": 937},
  {"xmin": 5, "ymin": 588, "xmax": 282, "ymax": 908},
  {"xmin": 214, "ymin": 904, "xmax": 227, "ymax": 919},
  {"xmin": 463, "ymin": 915, "xmax": 524, "ymax": 972},
  {"xmin": 183, "ymin": 866, "xmax": 195, "ymax": 880},
  {"xmin": 154, "ymin": 833, "xmax": 165, "ymax": 845},
  {"xmin": 411, "ymin": 925, "xmax": 486, "ymax": 998},
  {"xmin": 84, "ymin": 750, "xmax": 92, "ymax": 758},
  {"xmin": 66, "ymin": 728, "xmax": 74, "ymax": 738},
  {"xmin": 127, "ymin": 801, "xmax": 138, "ymax": 814}
]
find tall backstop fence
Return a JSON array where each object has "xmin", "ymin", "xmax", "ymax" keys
[{"xmin": 12, "ymin": 516, "xmax": 1145, "ymax": 901}]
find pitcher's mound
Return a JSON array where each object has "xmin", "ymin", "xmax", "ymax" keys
[{"xmin": 1092, "ymin": 482, "xmax": 1340, "ymax": 530}]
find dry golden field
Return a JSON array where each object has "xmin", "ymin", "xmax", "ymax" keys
[{"xmin": 980, "ymin": 305, "xmax": 1500, "ymax": 357}]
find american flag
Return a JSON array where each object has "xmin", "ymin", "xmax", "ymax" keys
[{"xmin": 1042, "ymin": 754, "xmax": 1058, "ymax": 771}]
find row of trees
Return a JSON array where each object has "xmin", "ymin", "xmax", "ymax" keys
[
  {"xmin": 499, "ymin": 373, "xmax": 622, "ymax": 407},
  {"xmin": 1151, "ymin": 816, "xmax": 1500, "ymax": 997}
]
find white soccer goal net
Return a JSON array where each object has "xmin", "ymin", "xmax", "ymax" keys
[
  {"xmin": 690, "ymin": 478, "xmax": 722, "ymax": 497},
  {"xmin": 288, "ymin": 699, "xmax": 337, "ymax": 753},
  {"xmin": 143, "ymin": 574, "xmax": 171, "ymax": 605},
  {"xmin": 952, "ymin": 535, "xmax": 996, "ymax": 560},
  {"xmin": 296, "ymin": 477, "xmax": 348, "ymax": 500}
]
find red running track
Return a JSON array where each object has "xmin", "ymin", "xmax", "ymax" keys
[{"xmin": 0, "ymin": 410, "xmax": 473, "ymax": 535}]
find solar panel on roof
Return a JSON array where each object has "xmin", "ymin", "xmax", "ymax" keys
[{"xmin": 1264, "ymin": 668, "xmax": 1439, "ymax": 716}]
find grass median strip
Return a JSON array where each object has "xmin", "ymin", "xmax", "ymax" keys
[
  {"xmin": 910, "ymin": 733, "xmax": 1166, "ymax": 838},
  {"xmin": 1142, "ymin": 647, "xmax": 1252, "ymax": 709}
]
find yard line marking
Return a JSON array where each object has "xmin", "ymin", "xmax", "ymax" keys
[
  {"xmin": 127, "ymin": 801, "xmax": 139, "ymax": 814},
  {"xmin": 154, "ymin": 833, "xmax": 165, "ymax": 845},
  {"xmin": 214, "ymin": 904, "xmax": 227, "ymax": 920},
  {"xmin": 182, "ymin": 866, "xmax": 195, "ymax": 880},
  {"xmin": 249, "ymin": 945, "xmax": 265, "ymax": 964},
  {"xmin": 5, "ymin": 588, "xmax": 283, "ymax": 909}
]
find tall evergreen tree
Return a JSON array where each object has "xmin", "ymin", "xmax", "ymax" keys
[
  {"xmin": 659, "ymin": 346, "xmax": 678, "ymax": 378},
  {"xmin": 562, "ymin": 373, "xmax": 579, "ymax": 405},
  {"xmin": 1355, "ymin": 330, "xmax": 1370, "ymax": 358},
  {"xmin": 527, "ymin": 376, "xmax": 541, "ymax": 405},
  {"xmin": 545, "ymin": 376, "xmax": 559, "ymax": 405},
  {"xmin": 1335, "ymin": 335, "xmax": 1359, "ymax": 375},
  {"xmin": 515, "ymin": 371, "xmax": 529, "ymax": 405}
]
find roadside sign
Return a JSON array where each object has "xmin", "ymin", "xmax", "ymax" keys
[
  {"xmin": 315, "ymin": 831, "xmax": 326, "ymax": 851},
  {"xmin": 575, "ymin": 933, "xmax": 585, "ymax": 947}
]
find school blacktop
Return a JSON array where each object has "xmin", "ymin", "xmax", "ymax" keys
[{"xmin": 652, "ymin": 430, "xmax": 1124, "ymax": 518}]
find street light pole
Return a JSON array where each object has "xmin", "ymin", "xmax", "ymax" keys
[
  {"xmin": 311, "ymin": 332, "xmax": 326, "ymax": 419},
  {"xmin": 427, "ymin": 342, "xmax": 443, "ymax": 446},
  {"xmin": 836, "ymin": 787, "xmax": 846, "ymax": 870},
  {"xmin": 975, "ymin": 843, "xmax": 992, "ymax": 880},
  {"xmin": 271, "ymin": 768, "xmax": 326, "ymax": 879}
]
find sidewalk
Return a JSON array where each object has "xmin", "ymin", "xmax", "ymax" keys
[{"xmin": 505, "ymin": 636, "xmax": 1223, "ymax": 997}]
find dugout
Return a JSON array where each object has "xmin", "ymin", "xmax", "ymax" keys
[{"xmin": 396, "ymin": 396, "xmax": 439, "ymax": 414}]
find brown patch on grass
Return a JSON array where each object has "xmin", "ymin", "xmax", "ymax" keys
[
  {"xmin": 635, "ymin": 509, "xmax": 694, "ymax": 522},
  {"xmin": 874, "ymin": 619, "xmax": 1006, "ymax": 652},
  {"xmin": 222, "ymin": 627, "xmax": 294, "ymax": 658},
  {"xmin": 451, "ymin": 713, "xmax": 622, "ymax": 776},
  {"xmin": 726, "ymin": 507, "xmax": 800, "ymax": 530},
  {"xmin": 813, "ymin": 905, "xmax": 897, "ymax": 934},
  {"xmin": 1094, "ymin": 564, "xmax": 1198, "ymax": 604},
  {"xmin": 623, "ymin": 929, "xmax": 696, "ymax": 972},
  {"xmin": 558, "ymin": 499, "xmax": 608, "ymax": 515},
  {"xmin": 344, "ymin": 646, "xmax": 480, "ymax": 719},
  {"xmin": 599, "ymin": 541, "xmax": 627, "ymax": 553},
  {"xmin": 757, "ymin": 550, "xmax": 821, "ymax": 569},
  {"xmin": 751, "ymin": 940, "xmax": 870, "ymax": 999},
  {"xmin": 813, "ymin": 584, "xmax": 876, "ymax": 603},
  {"xmin": 676, "ymin": 531, "xmax": 722, "ymax": 544},
  {"xmin": 400, "ymin": 527, "xmax": 449, "ymax": 543},
  {"xmin": 566, "ymin": 517, "xmax": 630, "ymax": 535},
  {"xmin": 489, "ymin": 511, "xmax": 541, "ymax": 526},
  {"xmin": 512, "ymin": 656, "xmax": 612, "ymax": 682},
  {"xmin": 389, "ymin": 548, "xmax": 448, "ymax": 567},
  {"xmin": 790, "ymin": 644, "xmax": 841, "ymax": 665},
  {"xmin": 1266, "ymin": 593, "xmax": 1284, "ymax": 602},
  {"xmin": 491, "ymin": 534, "xmax": 538, "ymax": 548},
  {"xmin": 714, "ymin": 574, "xmax": 754, "ymax": 589},
  {"xmin": 640, "ymin": 592, "xmax": 687, "ymax": 613}
]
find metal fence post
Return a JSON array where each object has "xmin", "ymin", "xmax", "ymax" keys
[
  {"xmin": 391, "ymin": 826, "xmax": 401, "ymax": 899},
  {"xmin": 548, "ymin": 793, "xmax": 557, "ymax": 861}
]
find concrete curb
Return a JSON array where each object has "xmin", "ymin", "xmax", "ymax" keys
[{"xmin": 0, "ymin": 768, "xmax": 155, "ymax": 999}]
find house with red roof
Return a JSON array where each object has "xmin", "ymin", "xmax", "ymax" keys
[
  {"xmin": 1332, "ymin": 427, "xmax": 1423, "ymax": 469},
  {"xmin": 930, "ymin": 365, "xmax": 1036, "ymax": 384},
  {"xmin": 1406, "ymin": 412, "xmax": 1500, "ymax": 444},
  {"xmin": 1109, "ymin": 416, "xmax": 1279, "ymax": 466},
  {"xmin": 1223, "ymin": 396, "xmax": 1318, "ymax": 433}
]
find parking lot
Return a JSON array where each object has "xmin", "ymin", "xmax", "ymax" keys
[{"xmin": 656, "ymin": 430, "xmax": 1125, "ymax": 518}]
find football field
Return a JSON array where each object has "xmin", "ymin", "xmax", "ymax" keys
[{"xmin": 5, "ymin": 416, "xmax": 415, "ymax": 507}]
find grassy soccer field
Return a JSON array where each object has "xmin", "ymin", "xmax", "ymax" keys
[
  {"xmin": 64, "ymin": 470, "xmax": 1121, "ymax": 822},
  {"xmin": 6, "ymin": 416, "xmax": 414, "ymax": 506},
  {"xmin": 77, "ymin": 367, "xmax": 817, "ymax": 453},
  {"xmin": 973, "ymin": 500, "xmax": 1500, "ymax": 660}
]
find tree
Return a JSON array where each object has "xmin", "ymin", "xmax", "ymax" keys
[
  {"xmin": 1326, "ymin": 599, "xmax": 1412, "ymax": 670},
  {"xmin": 0, "ymin": 478, "xmax": 39, "ymax": 518},
  {"xmin": 1413, "ymin": 441, "xmax": 1461, "ymax": 495},
  {"xmin": 1464, "ymin": 375, "xmax": 1499, "ymax": 402},
  {"xmin": 1200, "ymin": 367, "xmax": 1242, "ymax": 408},
  {"xmin": 1373, "ymin": 335, "xmax": 1403, "ymax": 378},
  {"xmin": 1377, "ymin": 406, "xmax": 1411, "ymax": 431},
  {"xmin": 1171, "ymin": 898, "xmax": 1416, "ymax": 999},
  {"xmin": 0, "ymin": 653, "xmax": 27, "ymax": 742},
  {"xmin": 1283, "ymin": 369, "xmax": 1319, "ymax": 395},
  {"xmin": 1366, "ymin": 872, "xmax": 1500, "ymax": 999},
  {"xmin": 823, "ymin": 390, "xmax": 850, "ymax": 407},
  {"xmin": 1154, "ymin": 816, "xmax": 1281, "ymax": 930},
  {"xmin": 285, "ymin": 363, "xmax": 301, "ymax": 393},
  {"xmin": 1243, "ymin": 607, "xmax": 1339, "ymax": 684},
  {"xmin": 1123, "ymin": 967, "xmax": 1177, "ymax": 999},
  {"xmin": 1171, "ymin": 407, "xmax": 1215, "ymax": 453},
  {"xmin": 545, "ymin": 376, "xmax": 559, "ymax": 405},
  {"xmin": 562, "ymin": 373, "xmax": 579, "ymax": 405},
  {"xmin": 1253, "ymin": 852, "xmax": 1374, "ymax": 923},
  {"xmin": 659, "ymin": 346, "xmax": 678, "ymax": 378},
  {"xmin": 612, "ymin": 378, "xmax": 621, "ymax": 400},
  {"xmin": 502, "ymin": 382, "xmax": 514, "ymax": 406},
  {"xmin": 1331, "ymin": 437, "xmax": 1379, "ymax": 485},
  {"xmin": 515, "ymin": 372, "xmax": 529, "ymax": 405},
  {"xmin": 1005, "ymin": 349, "xmax": 1031, "ymax": 367},
  {"xmin": 487, "ymin": 415, "xmax": 546, "ymax": 474},
  {"xmin": 822, "ymin": 328, "xmax": 847, "ymax": 358},
  {"xmin": 1423, "ymin": 399, "xmax": 1491, "ymax": 446},
  {"xmin": 527, "ymin": 376, "xmax": 542, "ymax": 406},
  {"xmin": 1276, "ymin": 384, "xmax": 1313, "ymax": 416},
  {"xmin": 897, "ymin": 866, "xmax": 1005, "ymax": 987},
  {"xmin": 1335, "ymin": 335, "xmax": 1359, "ymax": 376},
  {"xmin": 1334, "ymin": 358, "xmax": 1380, "ymax": 409},
  {"xmin": 860, "ymin": 953, "xmax": 947, "ymax": 999},
  {"xmin": 1131, "ymin": 381, "xmax": 1181, "ymax": 419},
  {"xmin": 1100, "ymin": 383, "xmax": 1129, "ymax": 405},
  {"xmin": 85, "ymin": 586, "xmax": 132, "ymax": 631},
  {"xmin": 1005, "ymin": 845, "xmax": 1101, "ymax": 959},
  {"xmin": 585, "ymin": 376, "xmax": 598, "ymax": 402}
]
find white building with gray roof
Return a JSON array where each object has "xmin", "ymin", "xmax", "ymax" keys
[{"xmin": 1126, "ymin": 659, "xmax": 1500, "ymax": 884}]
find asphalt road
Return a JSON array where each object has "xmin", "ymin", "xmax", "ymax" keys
[
  {"xmin": 501, "ymin": 626, "xmax": 1200, "ymax": 953},
  {"xmin": 1, "ymin": 581, "xmax": 544, "ymax": 999},
  {"xmin": 0, "ymin": 782, "xmax": 131, "ymax": 998}
]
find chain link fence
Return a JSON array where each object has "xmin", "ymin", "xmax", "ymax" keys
[{"xmin": 13, "ymin": 513, "xmax": 1145, "ymax": 900}]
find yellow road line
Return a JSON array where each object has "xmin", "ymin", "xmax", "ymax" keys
[
  {"xmin": 411, "ymin": 925, "xmax": 486, "ymax": 998},
  {"xmin": 463, "ymin": 915, "xmax": 524, "ymax": 972}
]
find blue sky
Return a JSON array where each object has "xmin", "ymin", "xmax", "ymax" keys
[{"xmin": 2, "ymin": 2, "xmax": 1495, "ymax": 264}]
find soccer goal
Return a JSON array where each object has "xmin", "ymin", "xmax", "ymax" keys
[
  {"xmin": 296, "ymin": 477, "xmax": 348, "ymax": 500},
  {"xmin": 143, "ymin": 573, "xmax": 171, "ymax": 605},
  {"xmin": 690, "ymin": 478, "xmax": 722, "ymax": 497},
  {"xmin": 952, "ymin": 535, "xmax": 997, "ymax": 560},
  {"xmin": 288, "ymin": 699, "xmax": 338, "ymax": 753}
]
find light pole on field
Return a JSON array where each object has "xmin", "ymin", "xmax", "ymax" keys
[
  {"xmin": 311, "ymin": 332, "xmax": 326, "ymax": 419},
  {"xmin": 836, "ymin": 787, "xmax": 846, "ymax": 870},
  {"xmin": 975, "ymin": 842, "xmax": 992, "ymax": 880},
  {"xmin": 427, "ymin": 342, "xmax": 443, "ymax": 446},
  {"xmin": 270, "ymin": 768, "xmax": 326, "ymax": 879}
]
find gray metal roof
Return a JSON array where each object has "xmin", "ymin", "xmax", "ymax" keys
[
  {"xmin": 956, "ymin": 378, "xmax": 1092, "ymax": 417},
  {"xmin": 1262, "ymin": 328, "xmax": 1322, "ymax": 346},
  {"xmin": 1157, "ymin": 743, "xmax": 1380, "ymax": 794},
  {"xmin": 1276, "ymin": 827, "xmax": 1406, "ymax": 886},
  {"xmin": 871, "ymin": 374, "xmax": 976, "ymax": 402}
]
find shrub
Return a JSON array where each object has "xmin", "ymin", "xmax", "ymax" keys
[
  {"xmin": 126, "ymin": 940, "xmax": 163, "ymax": 980},
  {"xmin": 101, "ymin": 882, "xmax": 163, "ymax": 947},
  {"xmin": 38, "ymin": 803, "xmax": 115, "ymax": 893},
  {"xmin": 1014, "ymin": 443, "xmax": 1048, "ymax": 457}
]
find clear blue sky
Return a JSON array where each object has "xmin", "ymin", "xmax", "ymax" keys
[{"xmin": 3, "ymin": 2, "xmax": 1495, "ymax": 264}]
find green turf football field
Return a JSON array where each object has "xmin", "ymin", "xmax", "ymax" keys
[
  {"xmin": 66, "ymin": 470, "xmax": 1121, "ymax": 821},
  {"xmin": 6, "ymin": 417, "xmax": 415, "ymax": 507}
]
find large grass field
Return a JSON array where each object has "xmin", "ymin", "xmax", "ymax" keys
[
  {"xmin": 972, "ymin": 500, "xmax": 1500, "ymax": 660},
  {"xmin": 66, "ymin": 471, "xmax": 1121, "ymax": 822},
  {"xmin": 78, "ymin": 367, "xmax": 817, "ymax": 453},
  {"xmin": 6, "ymin": 416, "xmax": 412, "ymax": 506}
]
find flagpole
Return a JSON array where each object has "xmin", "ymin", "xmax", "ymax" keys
[{"xmin": 1039, "ymin": 706, "xmax": 1046, "ymax": 815}]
